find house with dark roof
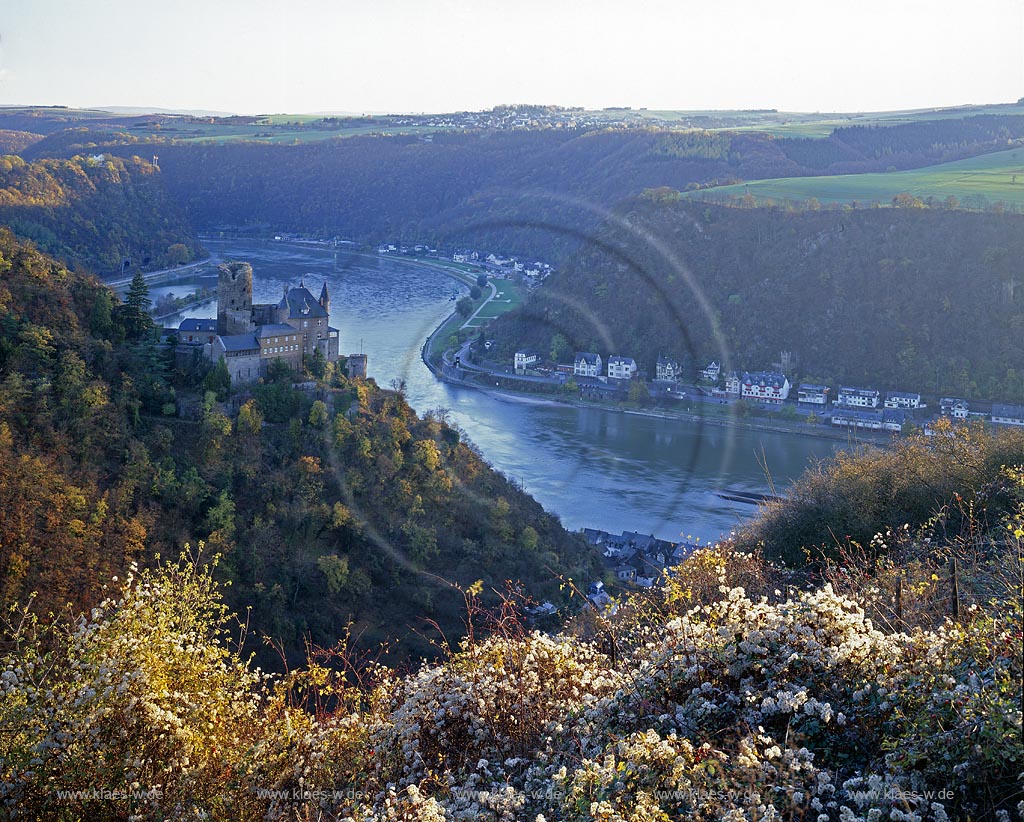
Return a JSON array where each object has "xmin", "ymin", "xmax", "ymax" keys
[
  {"xmin": 256, "ymin": 280, "xmax": 340, "ymax": 363},
  {"xmin": 740, "ymin": 371, "xmax": 790, "ymax": 404},
  {"xmin": 607, "ymin": 356, "xmax": 638, "ymax": 381},
  {"xmin": 831, "ymin": 408, "xmax": 884, "ymax": 430},
  {"xmin": 514, "ymin": 349, "xmax": 540, "ymax": 374},
  {"xmin": 797, "ymin": 384, "xmax": 830, "ymax": 405},
  {"xmin": 177, "ymin": 318, "xmax": 217, "ymax": 345},
  {"xmin": 700, "ymin": 361, "xmax": 721, "ymax": 382},
  {"xmin": 573, "ymin": 352, "xmax": 602, "ymax": 378},
  {"xmin": 991, "ymin": 404, "xmax": 1024, "ymax": 426},
  {"xmin": 836, "ymin": 387, "xmax": 880, "ymax": 408},
  {"xmin": 655, "ymin": 355, "xmax": 681, "ymax": 382},
  {"xmin": 940, "ymin": 398, "xmax": 969, "ymax": 420},
  {"xmin": 885, "ymin": 391, "xmax": 922, "ymax": 410},
  {"xmin": 882, "ymin": 408, "xmax": 908, "ymax": 432},
  {"xmin": 211, "ymin": 334, "xmax": 261, "ymax": 384}
]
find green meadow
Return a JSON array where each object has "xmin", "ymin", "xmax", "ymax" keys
[
  {"xmin": 687, "ymin": 148, "xmax": 1024, "ymax": 208},
  {"xmin": 462, "ymin": 279, "xmax": 524, "ymax": 329}
]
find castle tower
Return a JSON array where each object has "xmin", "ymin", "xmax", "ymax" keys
[
  {"xmin": 216, "ymin": 262, "xmax": 254, "ymax": 336},
  {"xmin": 319, "ymin": 281, "xmax": 330, "ymax": 316}
]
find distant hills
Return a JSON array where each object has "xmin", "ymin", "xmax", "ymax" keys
[{"xmin": 7, "ymin": 102, "xmax": 1024, "ymax": 268}]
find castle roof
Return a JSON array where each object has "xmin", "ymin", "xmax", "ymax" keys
[
  {"xmin": 255, "ymin": 324, "xmax": 299, "ymax": 339},
  {"xmin": 217, "ymin": 334, "xmax": 259, "ymax": 353},
  {"xmin": 281, "ymin": 285, "xmax": 328, "ymax": 319},
  {"xmin": 179, "ymin": 318, "xmax": 217, "ymax": 333}
]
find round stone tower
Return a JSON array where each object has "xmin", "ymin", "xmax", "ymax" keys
[{"xmin": 216, "ymin": 262, "xmax": 254, "ymax": 336}]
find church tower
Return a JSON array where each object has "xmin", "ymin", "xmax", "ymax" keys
[
  {"xmin": 319, "ymin": 281, "xmax": 330, "ymax": 317},
  {"xmin": 216, "ymin": 262, "xmax": 254, "ymax": 336}
]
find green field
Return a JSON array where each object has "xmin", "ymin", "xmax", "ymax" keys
[
  {"xmin": 686, "ymin": 148, "xmax": 1024, "ymax": 208},
  {"xmin": 121, "ymin": 121, "xmax": 444, "ymax": 144},
  {"xmin": 461, "ymin": 279, "xmax": 524, "ymax": 329},
  {"xmin": 587, "ymin": 103, "xmax": 1024, "ymax": 139}
]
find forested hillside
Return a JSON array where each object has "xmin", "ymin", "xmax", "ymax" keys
[
  {"xmin": 491, "ymin": 199, "xmax": 1024, "ymax": 402},
  {"xmin": 0, "ymin": 230, "xmax": 594, "ymax": 664},
  {"xmin": 0, "ymin": 129, "xmax": 43, "ymax": 155},
  {"xmin": 0, "ymin": 154, "xmax": 203, "ymax": 275}
]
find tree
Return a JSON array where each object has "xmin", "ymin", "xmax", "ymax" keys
[
  {"xmin": 89, "ymin": 288, "xmax": 114, "ymax": 339},
  {"xmin": 306, "ymin": 348, "xmax": 327, "ymax": 380},
  {"xmin": 261, "ymin": 358, "xmax": 293, "ymax": 385},
  {"xmin": 476, "ymin": 273, "xmax": 488, "ymax": 288},
  {"xmin": 469, "ymin": 286, "xmax": 482, "ymax": 300},
  {"xmin": 237, "ymin": 400, "xmax": 263, "ymax": 435},
  {"xmin": 165, "ymin": 243, "xmax": 189, "ymax": 265},
  {"xmin": 628, "ymin": 378, "xmax": 649, "ymax": 405},
  {"xmin": 518, "ymin": 525, "xmax": 539, "ymax": 552},
  {"xmin": 456, "ymin": 296, "xmax": 474, "ymax": 318},
  {"xmin": 317, "ymin": 554, "xmax": 350, "ymax": 594},
  {"xmin": 122, "ymin": 270, "xmax": 153, "ymax": 340},
  {"xmin": 204, "ymin": 489, "xmax": 236, "ymax": 547},
  {"xmin": 203, "ymin": 358, "xmax": 231, "ymax": 400},
  {"xmin": 550, "ymin": 333, "xmax": 572, "ymax": 363},
  {"xmin": 309, "ymin": 400, "xmax": 328, "ymax": 427}
]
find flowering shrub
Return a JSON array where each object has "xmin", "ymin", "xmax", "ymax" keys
[
  {"xmin": 0, "ymin": 555, "xmax": 267, "ymax": 819},
  {"xmin": 1, "ymin": 542, "xmax": 1020, "ymax": 820}
]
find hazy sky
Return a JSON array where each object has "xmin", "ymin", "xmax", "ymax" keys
[{"xmin": 2, "ymin": 0, "xmax": 1022, "ymax": 114}]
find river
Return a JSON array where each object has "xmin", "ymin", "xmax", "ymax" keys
[{"xmin": 162, "ymin": 238, "xmax": 841, "ymax": 543}]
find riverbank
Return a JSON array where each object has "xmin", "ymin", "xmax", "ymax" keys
[
  {"xmin": 474, "ymin": 377, "xmax": 890, "ymax": 444},
  {"xmin": 420, "ymin": 312, "xmax": 894, "ymax": 447}
]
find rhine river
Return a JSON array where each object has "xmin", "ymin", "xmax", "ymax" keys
[{"xmin": 156, "ymin": 238, "xmax": 842, "ymax": 543}]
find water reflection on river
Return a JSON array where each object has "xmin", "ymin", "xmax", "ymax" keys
[{"xmin": 169, "ymin": 239, "xmax": 840, "ymax": 542}]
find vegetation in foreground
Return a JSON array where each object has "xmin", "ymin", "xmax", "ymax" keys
[
  {"xmin": 738, "ymin": 421, "xmax": 1024, "ymax": 566},
  {"xmin": 1, "ymin": 471, "xmax": 1020, "ymax": 820}
]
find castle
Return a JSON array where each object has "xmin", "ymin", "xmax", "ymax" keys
[{"xmin": 180, "ymin": 262, "xmax": 342, "ymax": 385}]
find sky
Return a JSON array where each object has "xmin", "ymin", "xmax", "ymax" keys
[{"xmin": 1, "ymin": 0, "xmax": 1022, "ymax": 115}]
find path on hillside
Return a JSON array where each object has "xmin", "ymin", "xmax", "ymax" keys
[{"xmin": 460, "ymin": 280, "xmax": 498, "ymax": 329}]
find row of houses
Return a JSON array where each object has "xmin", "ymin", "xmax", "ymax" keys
[
  {"xmin": 520, "ymin": 349, "xmax": 1024, "ymax": 428},
  {"xmin": 563, "ymin": 352, "xmax": 684, "ymax": 382},
  {"xmin": 811, "ymin": 386, "xmax": 925, "ymax": 410},
  {"xmin": 582, "ymin": 529, "xmax": 697, "ymax": 595},
  {"xmin": 512, "ymin": 351, "xmax": 644, "ymax": 381},
  {"xmin": 806, "ymin": 388, "xmax": 1024, "ymax": 428},
  {"xmin": 451, "ymin": 249, "xmax": 553, "ymax": 282}
]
